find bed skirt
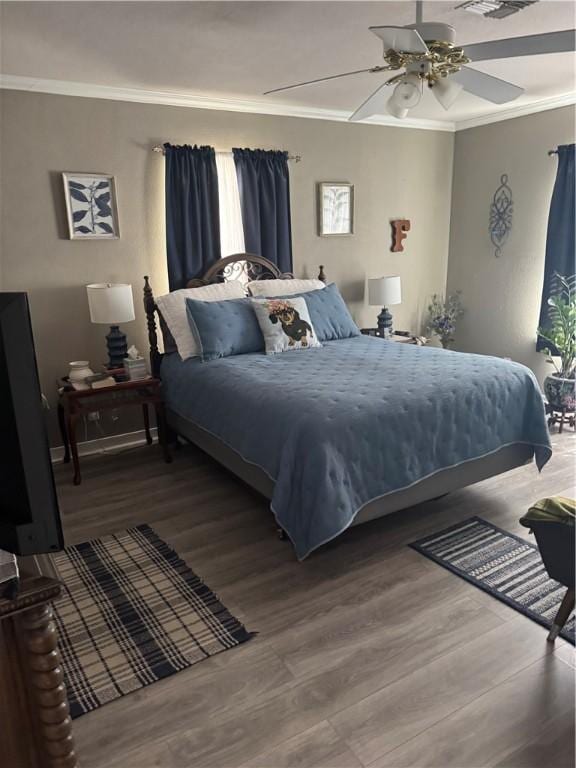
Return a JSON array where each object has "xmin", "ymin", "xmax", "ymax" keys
[{"xmin": 167, "ymin": 409, "xmax": 534, "ymax": 529}]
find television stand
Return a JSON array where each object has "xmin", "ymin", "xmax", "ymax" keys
[{"xmin": 0, "ymin": 553, "xmax": 78, "ymax": 768}]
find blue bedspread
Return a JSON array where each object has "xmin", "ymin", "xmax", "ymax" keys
[{"xmin": 161, "ymin": 337, "xmax": 552, "ymax": 559}]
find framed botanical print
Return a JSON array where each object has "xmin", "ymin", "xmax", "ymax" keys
[
  {"xmin": 62, "ymin": 173, "xmax": 120, "ymax": 240},
  {"xmin": 317, "ymin": 182, "xmax": 354, "ymax": 236}
]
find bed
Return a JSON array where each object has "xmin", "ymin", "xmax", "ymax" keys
[{"xmin": 144, "ymin": 254, "xmax": 552, "ymax": 560}]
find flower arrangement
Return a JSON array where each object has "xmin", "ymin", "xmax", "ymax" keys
[
  {"xmin": 427, "ymin": 292, "xmax": 464, "ymax": 349},
  {"xmin": 267, "ymin": 299, "xmax": 293, "ymax": 313}
]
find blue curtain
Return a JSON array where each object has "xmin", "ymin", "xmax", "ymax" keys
[
  {"xmin": 537, "ymin": 144, "xmax": 575, "ymax": 349},
  {"xmin": 164, "ymin": 144, "xmax": 221, "ymax": 291},
  {"xmin": 233, "ymin": 149, "xmax": 293, "ymax": 274}
]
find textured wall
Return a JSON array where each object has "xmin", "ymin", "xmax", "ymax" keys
[
  {"xmin": 0, "ymin": 90, "xmax": 453, "ymax": 443},
  {"xmin": 447, "ymin": 106, "xmax": 576, "ymax": 384}
]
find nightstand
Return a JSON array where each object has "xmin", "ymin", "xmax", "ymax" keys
[
  {"xmin": 57, "ymin": 377, "xmax": 171, "ymax": 485},
  {"xmin": 361, "ymin": 329, "xmax": 427, "ymax": 345}
]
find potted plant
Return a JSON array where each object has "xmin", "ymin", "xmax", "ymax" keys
[
  {"xmin": 427, "ymin": 292, "xmax": 464, "ymax": 349},
  {"xmin": 538, "ymin": 274, "xmax": 576, "ymax": 413}
]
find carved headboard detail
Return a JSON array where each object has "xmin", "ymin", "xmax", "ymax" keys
[
  {"xmin": 187, "ymin": 253, "xmax": 291, "ymax": 287},
  {"xmin": 143, "ymin": 254, "xmax": 326, "ymax": 377}
]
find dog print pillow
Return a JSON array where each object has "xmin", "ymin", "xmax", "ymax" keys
[{"xmin": 251, "ymin": 297, "xmax": 322, "ymax": 355}]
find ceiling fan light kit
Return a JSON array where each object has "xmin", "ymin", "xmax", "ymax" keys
[
  {"xmin": 391, "ymin": 73, "xmax": 423, "ymax": 110},
  {"xmin": 264, "ymin": 1, "xmax": 575, "ymax": 123},
  {"xmin": 431, "ymin": 77, "xmax": 464, "ymax": 110},
  {"xmin": 387, "ymin": 100, "xmax": 409, "ymax": 120}
]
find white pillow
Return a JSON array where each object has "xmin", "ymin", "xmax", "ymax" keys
[
  {"xmin": 156, "ymin": 281, "xmax": 245, "ymax": 360},
  {"xmin": 251, "ymin": 297, "xmax": 322, "ymax": 355},
  {"xmin": 247, "ymin": 278, "xmax": 325, "ymax": 297}
]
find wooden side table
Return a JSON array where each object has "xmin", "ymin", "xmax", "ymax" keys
[
  {"xmin": 361, "ymin": 329, "xmax": 428, "ymax": 345},
  {"xmin": 58, "ymin": 377, "xmax": 171, "ymax": 485}
]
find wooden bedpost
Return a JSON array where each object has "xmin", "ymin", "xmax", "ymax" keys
[
  {"xmin": 318, "ymin": 265, "xmax": 326, "ymax": 283},
  {"xmin": 143, "ymin": 276, "xmax": 162, "ymax": 378}
]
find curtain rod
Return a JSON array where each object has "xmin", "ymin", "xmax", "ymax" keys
[
  {"xmin": 548, "ymin": 149, "xmax": 558, "ymax": 156},
  {"xmin": 152, "ymin": 144, "xmax": 301, "ymax": 162}
]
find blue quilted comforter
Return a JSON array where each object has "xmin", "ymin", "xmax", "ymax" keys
[{"xmin": 161, "ymin": 337, "xmax": 552, "ymax": 559}]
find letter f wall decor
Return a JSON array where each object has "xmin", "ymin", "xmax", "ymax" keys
[{"xmin": 391, "ymin": 219, "xmax": 411, "ymax": 252}]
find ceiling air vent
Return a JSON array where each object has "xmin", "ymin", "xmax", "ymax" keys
[{"xmin": 457, "ymin": 0, "xmax": 538, "ymax": 19}]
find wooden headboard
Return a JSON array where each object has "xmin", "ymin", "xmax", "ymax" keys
[{"xmin": 143, "ymin": 253, "xmax": 327, "ymax": 377}]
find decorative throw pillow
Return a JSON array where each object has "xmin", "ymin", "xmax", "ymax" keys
[
  {"xmin": 186, "ymin": 297, "xmax": 264, "ymax": 361},
  {"xmin": 251, "ymin": 297, "xmax": 322, "ymax": 355},
  {"xmin": 247, "ymin": 278, "xmax": 325, "ymax": 297},
  {"xmin": 156, "ymin": 281, "xmax": 245, "ymax": 360},
  {"xmin": 277, "ymin": 283, "xmax": 360, "ymax": 342}
]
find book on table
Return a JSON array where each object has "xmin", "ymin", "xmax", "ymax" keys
[{"xmin": 84, "ymin": 373, "xmax": 116, "ymax": 389}]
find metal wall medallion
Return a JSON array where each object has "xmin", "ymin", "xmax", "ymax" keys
[{"xmin": 489, "ymin": 174, "xmax": 513, "ymax": 257}]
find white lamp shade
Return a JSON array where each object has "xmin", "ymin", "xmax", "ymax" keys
[
  {"xmin": 368, "ymin": 276, "xmax": 402, "ymax": 307},
  {"xmin": 432, "ymin": 77, "xmax": 463, "ymax": 110},
  {"xmin": 386, "ymin": 98, "xmax": 409, "ymax": 120},
  {"xmin": 86, "ymin": 283, "xmax": 135, "ymax": 325},
  {"xmin": 392, "ymin": 74, "xmax": 422, "ymax": 109}
]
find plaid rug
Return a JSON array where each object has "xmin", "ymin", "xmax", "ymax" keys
[
  {"xmin": 52, "ymin": 525, "xmax": 253, "ymax": 718},
  {"xmin": 411, "ymin": 517, "xmax": 574, "ymax": 645}
]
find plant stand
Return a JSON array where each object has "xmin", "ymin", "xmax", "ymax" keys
[{"xmin": 546, "ymin": 403, "xmax": 576, "ymax": 433}]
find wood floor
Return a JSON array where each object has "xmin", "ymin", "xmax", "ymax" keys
[{"xmin": 54, "ymin": 430, "xmax": 576, "ymax": 768}]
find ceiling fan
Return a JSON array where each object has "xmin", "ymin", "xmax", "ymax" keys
[{"xmin": 264, "ymin": 0, "xmax": 575, "ymax": 121}]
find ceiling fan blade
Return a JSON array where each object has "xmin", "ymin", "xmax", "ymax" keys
[
  {"xmin": 369, "ymin": 26, "xmax": 429, "ymax": 55},
  {"xmin": 349, "ymin": 79, "xmax": 394, "ymax": 122},
  {"xmin": 464, "ymin": 29, "xmax": 576, "ymax": 63},
  {"xmin": 451, "ymin": 67, "xmax": 524, "ymax": 104},
  {"xmin": 263, "ymin": 68, "xmax": 377, "ymax": 95}
]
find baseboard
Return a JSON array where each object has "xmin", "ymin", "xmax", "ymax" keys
[{"xmin": 50, "ymin": 428, "xmax": 158, "ymax": 463}]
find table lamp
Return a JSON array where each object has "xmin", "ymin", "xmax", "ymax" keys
[
  {"xmin": 368, "ymin": 276, "xmax": 402, "ymax": 338},
  {"xmin": 86, "ymin": 283, "xmax": 135, "ymax": 369}
]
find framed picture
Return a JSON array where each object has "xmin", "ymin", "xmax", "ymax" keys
[
  {"xmin": 62, "ymin": 173, "xmax": 119, "ymax": 240},
  {"xmin": 317, "ymin": 182, "xmax": 354, "ymax": 236}
]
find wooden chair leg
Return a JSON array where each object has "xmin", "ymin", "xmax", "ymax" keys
[{"xmin": 548, "ymin": 587, "xmax": 575, "ymax": 642}]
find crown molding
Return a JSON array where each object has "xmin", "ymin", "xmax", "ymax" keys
[
  {"xmin": 0, "ymin": 74, "xmax": 455, "ymax": 132},
  {"xmin": 1, "ymin": 74, "xmax": 573, "ymax": 133},
  {"xmin": 455, "ymin": 91, "xmax": 576, "ymax": 131}
]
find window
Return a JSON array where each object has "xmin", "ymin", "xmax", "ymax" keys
[{"xmin": 215, "ymin": 153, "xmax": 245, "ymax": 257}]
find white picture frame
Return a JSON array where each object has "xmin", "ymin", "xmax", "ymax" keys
[
  {"xmin": 317, "ymin": 182, "xmax": 354, "ymax": 236},
  {"xmin": 62, "ymin": 172, "xmax": 120, "ymax": 240}
]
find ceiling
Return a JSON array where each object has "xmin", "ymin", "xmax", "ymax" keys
[{"xmin": 1, "ymin": 1, "xmax": 574, "ymax": 127}]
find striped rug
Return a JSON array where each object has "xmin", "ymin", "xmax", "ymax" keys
[
  {"xmin": 411, "ymin": 517, "xmax": 575, "ymax": 645},
  {"xmin": 51, "ymin": 525, "xmax": 253, "ymax": 718}
]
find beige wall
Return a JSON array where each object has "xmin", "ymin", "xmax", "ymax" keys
[
  {"xmin": 447, "ymin": 106, "xmax": 576, "ymax": 384},
  {"xmin": 0, "ymin": 90, "xmax": 454, "ymax": 443}
]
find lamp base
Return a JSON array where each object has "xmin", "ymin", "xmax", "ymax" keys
[
  {"xmin": 377, "ymin": 307, "xmax": 394, "ymax": 338},
  {"xmin": 106, "ymin": 325, "xmax": 128, "ymax": 369}
]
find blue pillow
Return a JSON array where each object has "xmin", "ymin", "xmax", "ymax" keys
[
  {"xmin": 185, "ymin": 297, "xmax": 264, "ymax": 361},
  {"xmin": 278, "ymin": 283, "xmax": 360, "ymax": 341}
]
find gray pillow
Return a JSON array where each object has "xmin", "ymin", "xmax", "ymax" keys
[{"xmin": 185, "ymin": 297, "xmax": 263, "ymax": 361}]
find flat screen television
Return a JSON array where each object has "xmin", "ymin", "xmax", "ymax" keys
[{"xmin": 0, "ymin": 292, "xmax": 64, "ymax": 555}]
